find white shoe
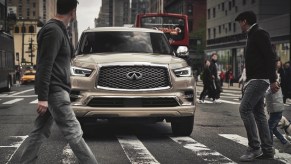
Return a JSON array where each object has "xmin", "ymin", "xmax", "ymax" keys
[
  {"xmin": 198, "ymin": 100, "xmax": 205, "ymax": 104},
  {"xmin": 213, "ymin": 99, "xmax": 222, "ymax": 103}
]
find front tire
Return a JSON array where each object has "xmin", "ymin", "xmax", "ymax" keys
[{"xmin": 171, "ymin": 116, "xmax": 194, "ymax": 136}]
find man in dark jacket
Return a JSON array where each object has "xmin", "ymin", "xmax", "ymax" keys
[
  {"xmin": 235, "ymin": 11, "xmax": 279, "ymax": 162},
  {"xmin": 209, "ymin": 53, "xmax": 222, "ymax": 103},
  {"xmin": 20, "ymin": 0, "xmax": 98, "ymax": 163}
]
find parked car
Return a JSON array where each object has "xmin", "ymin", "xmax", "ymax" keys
[
  {"xmin": 71, "ymin": 27, "xmax": 196, "ymax": 136},
  {"xmin": 20, "ymin": 70, "xmax": 36, "ymax": 84}
]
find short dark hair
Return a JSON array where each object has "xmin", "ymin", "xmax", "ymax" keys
[
  {"xmin": 235, "ymin": 11, "xmax": 257, "ymax": 25},
  {"xmin": 57, "ymin": 0, "xmax": 79, "ymax": 15}
]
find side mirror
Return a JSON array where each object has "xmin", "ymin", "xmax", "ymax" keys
[{"xmin": 176, "ymin": 46, "xmax": 189, "ymax": 57}]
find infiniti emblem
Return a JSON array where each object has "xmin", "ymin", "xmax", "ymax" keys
[{"xmin": 126, "ymin": 71, "xmax": 143, "ymax": 80}]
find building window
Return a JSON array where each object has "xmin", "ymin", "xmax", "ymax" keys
[
  {"xmin": 219, "ymin": 25, "xmax": 221, "ymax": 34},
  {"xmin": 14, "ymin": 26, "xmax": 19, "ymax": 33},
  {"xmin": 225, "ymin": 10, "xmax": 228, "ymax": 16},
  {"xmin": 208, "ymin": 9, "xmax": 210, "ymax": 19},
  {"xmin": 251, "ymin": 0, "xmax": 256, "ymax": 4},
  {"xmin": 233, "ymin": 23, "xmax": 236, "ymax": 32},
  {"xmin": 222, "ymin": 2, "xmax": 225, "ymax": 11},
  {"xmin": 243, "ymin": 0, "xmax": 246, "ymax": 5},
  {"xmin": 33, "ymin": 2, "xmax": 36, "ymax": 8},
  {"xmin": 33, "ymin": 11, "xmax": 35, "ymax": 17},
  {"xmin": 229, "ymin": 23, "xmax": 232, "ymax": 31},
  {"xmin": 213, "ymin": 28, "xmax": 216, "ymax": 38},
  {"xmin": 27, "ymin": 8, "xmax": 30, "ymax": 17},
  {"xmin": 232, "ymin": 0, "xmax": 236, "ymax": 6},
  {"xmin": 218, "ymin": 4, "xmax": 220, "ymax": 10},
  {"xmin": 208, "ymin": 28, "xmax": 211, "ymax": 39},
  {"xmin": 235, "ymin": 6, "xmax": 238, "ymax": 12},
  {"xmin": 229, "ymin": 1, "xmax": 232, "ymax": 10},
  {"xmin": 213, "ymin": 8, "xmax": 216, "ymax": 18}
]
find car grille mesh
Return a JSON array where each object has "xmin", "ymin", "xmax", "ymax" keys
[
  {"xmin": 97, "ymin": 66, "xmax": 170, "ymax": 90},
  {"xmin": 87, "ymin": 98, "xmax": 179, "ymax": 107}
]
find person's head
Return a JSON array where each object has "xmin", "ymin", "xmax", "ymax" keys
[
  {"xmin": 235, "ymin": 11, "xmax": 257, "ymax": 33},
  {"xmin": 211, "ymin": 53, "xmax": 218, "ymax": 61},
  {"xmin": 284, "ymin": 62, "xmax": 290, "ymax": 68},
  {"xmin": 57, "ymin": 0, "xmax": 79, "ymax": 22},
  {"xmin": 276, "ymin": 60, "xmax": 282, "ymax": 70},
  {"xmin": 204, "ymin": 59, "xmax": 210, "ymax": 67}
]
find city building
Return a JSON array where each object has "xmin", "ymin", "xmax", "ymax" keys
[
  {"xmin": 95, "ymin": 0, "xmax": 130, "ymax": 27},
  {"xmin": 7, "ymin": 0, "xmax": 78, "ymax": 67},
  {"xmin": 0, "ymin": 0, "xmax": 7, "ymax": 31},
  {"xmin": 206, "ymin": 0, "xmax": 290, "ymax": 79}
]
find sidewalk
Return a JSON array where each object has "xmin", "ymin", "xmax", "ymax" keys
[{"xmin": 196, "ymin": 80, "xmax": 241, "ymax": 91}]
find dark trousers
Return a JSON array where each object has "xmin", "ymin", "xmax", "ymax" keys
[
  {"xmin": 268, "ymin": 112, "xmax": 288, "ymax": 145},
  {"xmin": 239, "ymin": 80, "xmax": 273, "ymax": 154}
]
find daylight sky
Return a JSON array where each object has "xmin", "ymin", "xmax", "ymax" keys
[{"xmin": 76, "ymin": 0, "xmax": 101, "ymax": 39}]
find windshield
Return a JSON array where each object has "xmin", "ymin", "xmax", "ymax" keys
[
  {"xmin": 140, "ymin": 16, "xmax": 185, "ymax": 41},
  {"xmin": 79, "ymin": 31, "xmax": 172, "ymax": 55}
]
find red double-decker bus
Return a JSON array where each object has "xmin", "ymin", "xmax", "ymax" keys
[{"xmin": 135, "ymin": 13, "xmax": 189, "ymax": 51}]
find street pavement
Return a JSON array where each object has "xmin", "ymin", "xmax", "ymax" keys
[{"xmin": 0, "ymin": 84, "xmax": 291, "ymax": 164}]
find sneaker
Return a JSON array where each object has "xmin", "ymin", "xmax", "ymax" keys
[
  {"xmin": 240, "ymin": 147, "xmax": 263, "ymax": 162},
  {"xmin": 257, "ymin": 148, "xmax": 275, "ymax": 160},
  {"xmin": 198, "ymin": 100, "xmax": 205, "ymax": 104},
  {"xmin": 213, "ymin": 99, "xmax": 222, "ymax": 104}
]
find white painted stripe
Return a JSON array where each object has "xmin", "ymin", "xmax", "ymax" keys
[
  {"xmin": 61, "ymin": 144, "xmax": 76, "ymax": 164},
  {"xmin": 117, "ymin": 135, "xmax": 160, "ymax": 164},
  {"xmin": 8, "ymin": 88, "xmax": 34, "ymax": 96},
  {"xmin": 219, "ymin": 134, "xmax": 291, "ymax": 164},
  {"xmin": 30, "ymin": 99, "xmax": 38, "ymax": 104},
  {"xmin": 2, "ymin": 98, "xmax": 24, "ymax": 104},
  {"xmin": 0, "ymin": 95, "xmax": 37, "ymax": 98},
  {"xmin": 218, "ymin": 100, "xmax": 240, "ymax": 105},
  {"xmin": 170, "ymin": 136, "xmax": 236, "ymax": 164},
  {"xmin": 5, "ymin": 136, "xmax": 28, "ymax": 164}
]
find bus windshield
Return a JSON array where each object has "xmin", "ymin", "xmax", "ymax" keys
[{"xmin": 140, "ymin": 16, "xmax": 185, "ymax": 41}]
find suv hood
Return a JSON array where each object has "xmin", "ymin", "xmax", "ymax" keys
[{"xmin": 73, "ymin": 53, "xmax": 186, "ymax": 65}]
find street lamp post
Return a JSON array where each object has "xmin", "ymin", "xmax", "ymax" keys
[{"xmin": 21, "ymin": 22, "xmax": 25, "ymax": 64}]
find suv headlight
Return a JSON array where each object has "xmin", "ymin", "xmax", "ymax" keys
[
  {"xmin": 70, "ymin": 66, "xmax": 93, "ymax": 77},
  {"xmin": 173, "ymin": 67, "xmax": 192, "ymax": 77}
]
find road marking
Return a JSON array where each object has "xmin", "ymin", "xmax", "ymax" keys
[
  {"xmin": 117, "ymin": 135, "xmax": 160, "ymax": 164},
  {"xmin": 30, "ymin": 99, "xmax": 38, "ymax": 104},
  {"xmin": 2, "ymin": 98, "xmax": 24, "ymax": 104},
  {"xmin": 0, "ymin": 136, "xmax": 28, "ymax": 164},
  {"xmin": 170, "ymin": 136, "xmax": 236, "ymax": 164},
  {"xmin": 218, "ymin": 100, "xmax": 240, "ymax": 105},
  {"xmin": 219, "ymin": 134, "xmax": 291, "ymax": 164},
  {"xmin": 61, "ymin": 144, "xmax": 76, "ymax": 164},
  {"xmin": 0, "ymin": 95, "xmax": 37, "ymax": 98},
  {"xmin": 8, "ymin": 88, "xmax": 34, "ymax": 96}
]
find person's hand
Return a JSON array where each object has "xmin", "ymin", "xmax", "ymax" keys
[
  {"xmin": 37, "ymin": 101, "xmax": 48, "ymax": 116},
  {"xmin": 270, "ymin": 82, "xmax": 280, "ymax": 93}
]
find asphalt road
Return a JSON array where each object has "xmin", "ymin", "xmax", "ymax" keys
[{"xmin": 1, "ymin": 84, "xmax": 291, "ymax": 164}]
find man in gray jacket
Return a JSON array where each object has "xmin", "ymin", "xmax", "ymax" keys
[{"xmin": 20, "ymin": 0, "xmax": 98, "ymax": 163}]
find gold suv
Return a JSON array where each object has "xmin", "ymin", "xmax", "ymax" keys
[{"xmin": 71, "ymin": 27, "xmax": 196, "ymax": 136}]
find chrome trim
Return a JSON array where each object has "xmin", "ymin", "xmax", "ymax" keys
[
  {"xmin": 96, "ymin": 62, "xmax": 172, "ymax": 91},
  {"xmin": 84, "ymin": 95, "xmax": 182, "ymax": 106}
]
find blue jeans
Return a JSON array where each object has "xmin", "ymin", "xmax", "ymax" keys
[
  {"xmin": 268, "ymin": 112, "xmax": 288, "ymax": 145},
  {"xmin": 239, "ymin": 80, "xmax": 273, "ymax": 154},
  {"xmin": 20, "ymin": 89, "xmax": 98, "ymax": 164}
]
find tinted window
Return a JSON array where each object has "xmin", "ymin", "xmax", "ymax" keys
[{"xmin": 80, "ymin": 31, "xmax": 172, "ymax": 55}]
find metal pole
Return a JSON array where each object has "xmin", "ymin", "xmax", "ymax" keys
[
  {"xmin": 30, "ymin": 37, "xmax": 33, "ymax": 65},
  {"xmin": 21, "ymin": 22, "xmax": 25, "ymax": 64}
]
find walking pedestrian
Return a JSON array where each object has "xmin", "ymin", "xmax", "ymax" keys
[
  {"xmin": 219, "ymin": 70, "xmax": 225, "ymax": 87},
  {"xmin": 199, "ymin": 60, "xmax": 212, "ymax": 103},
  {"xmin": 235, "ymin": 11, "xmax": 279, "ymax": 162},
  {"xmin": 279, "ymin": 62, "xmax": 291, "ymax": 103},
  {"xmin": 209, "ymin": 53, "xmax": 222, "ymax": 103},
  {"xmin": 266, "ymin": 60, "xmax": 291, "ymax": 153},
  {"xmin": 20, "ymin": 0, "xmax": 98, "ymax": 163}
]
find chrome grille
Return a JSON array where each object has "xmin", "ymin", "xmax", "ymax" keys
[{"xmin": 97, "ymin": 66, "xmax": 170, "ymax": 90}]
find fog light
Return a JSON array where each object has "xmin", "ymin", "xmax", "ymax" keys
[{"xmin": 184, "ymin": 90, "xmax": 194, "ymax": 101}]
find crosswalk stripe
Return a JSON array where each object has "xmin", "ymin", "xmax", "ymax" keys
[
  {"xmin": 170, "ymin": 136, "xmax": 236, "ymax": 164},
  {"xmin": 2, "ymin": 98, "xmax": 24, "ymax": 104},
  {"xmin": 30, "ymin": 99, "xmax": 38, "ymax": 104},
  {"xmin": 219, "ymin": 134, "xmax": 291, "ymax": 164},
  {"xmin": 8, "ymin": 89, "xmax": 34, "ymax": 96},
  {"xmin": 218, "ymin": 100, "xmax": 240, "ymax": 105},
  {"xmin": 117, "ymin": 135, "xmax": 160, "ymax": 164},
  {"xmin": 61, "ymin": 144, "xmax": 76, "ymax": 164},
  {"xmin": 1, "ymin": 136, "xmax": 28, "ymax": 164}
]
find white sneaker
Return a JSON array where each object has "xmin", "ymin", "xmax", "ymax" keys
[
  {"xmin": 213, "ymin": 99, "xmax": 222, "ymax": 103},
  {"xmin": 198, "ymin": 100, "xmax": 205, "ymax": 104}
]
